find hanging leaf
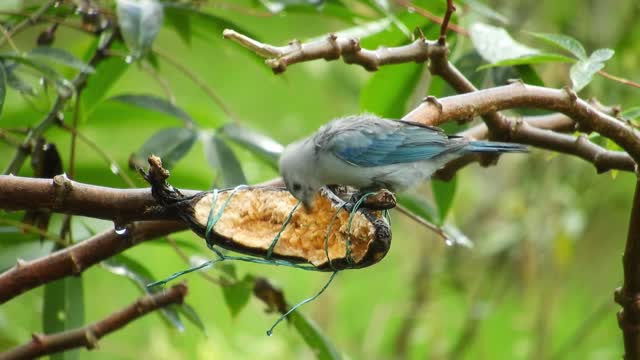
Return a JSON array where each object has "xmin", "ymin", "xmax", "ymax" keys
[
  {"xmin": 221, "ymin": 274, "xmax": 254, "ymax": 318},
  {"xmin": 4, "ymin": 63, "xmax": 34, "ymax": 95},
  {"xmin": 470, "ymin": 23, "xmax": 540, "ymax": 64},
  {"xmin": 110, "ymin": 94, "xmax": 195, "ymax": 127},
  {"xmin": 570, "ymin": 60, "xmax": 604, "ymax": 92},
  {"xmin": 164, "ymin": 4, "xmax": 192, "ymax": 45},
  {"xmin": 129, "ymin": 127, "xmax": 197, "ymax": 170},
  {"xmin": 432, "ymin": 178, "xmax": 457, "ymax": 225},
  {"xmin": 569, "ymin": 48, "xmax": 615, "ymax": 91},
  {"xmin": 476, "ymin": 53, "xmax": 574, "ymax": 70},
  {"xmin": 621, "ymin": 107, "xmax": 640, "ymax": 122},
  {"xmin": 28, "ymin": 47, "xmax": 95, "ymax": 73},
  {"xmin": 220, "ymin": 124, "xmax": 283, "ymax": 169},
  {"xmin": 288, "ymin": 310, "xmax": 342, "ymax": 360},
  {"xmin": 397, "ymin": 193, "xmax": 438, "ymax": 224},
  {"xmin": 177, "ymin": 303, "xmax": 207, "ymax": 334},
  {"xmin": 163, "ymin": 4, "xmax": 257, "ymax": 41},
  {"xmin": 101, "ymin": 256, "xmax": 186, "ymax": 332},
  {"xmin": 0, "ymin": 52, "xmax": 68, "ymax": 88},
  {"xmin": 526, "ymin": 32, "xmax": 588, "ymax": 60},
  {"xmin": 202, "ymin": 132, "xmax": 247, "ymax": 188},
  {"xmin": 43, "ymin": 271, "xmax": 84, "ymax": 360},
  {"xmin": 117, "ymin": 0, "xmax": 164, "ymax": 60},
  {"xmin": 463, "ymin": 0, "xmax": 509, "ymax": 24},
  {"xmin": 81, "ymin": 38, "xmax": 130, "ymax": 115}
]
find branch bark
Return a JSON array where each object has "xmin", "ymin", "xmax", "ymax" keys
[
  {"xmin": 616, "ymin": 178, "xmax": 640, "ymax": 359},
  {"xmin": 0, "ymin": 283, "xmax": 188, "ymax": 360},
  {"xmin": 403, "ymin": 83, "xmax": 640, "ymax": 164},
  {"xmin": 0, "ymin": 175, "xmax": 196, "ymax": 222},
  {"xmin": 0, "ymin": 220, "xmax": 186, "ymax": 304}
]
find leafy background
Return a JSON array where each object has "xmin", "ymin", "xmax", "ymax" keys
[{"xmin": 1, "ymin": 0, "xmax": 639, "ymax": 359}]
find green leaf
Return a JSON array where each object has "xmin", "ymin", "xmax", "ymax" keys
[
  {"xmin": 589, "ymin": 48, "xmax": 615, "ymax": 63},
  {"xmin": 163, "ymin": 4, "xmax": 258, "ymax": 41},
  {"xmin": 397, "ymin": 193, "xmax": 438, "ymax": 224},
  {"xmin": 288, "ymin": 310, "xmax": 342, "ymax": 360},
  {"xmin": 514, "ymin": 65, "xmax": 545, "ymax": 86},
  {"xmin": 102, "ymin": 256, "xmax": 186, "ymax": 332},
  {"xmin": 470, "ymin": 23, "xmax": 540, "ymax": 64},
  {"xmin": 110, "ymin": 94, "xmax": 195, "ymax": 127},
  {"xmin": 130, "ymin": 127, "xmax": 197, "ymax": 170},
  {"xmin": 43, "ymin": 274, "xmax": 84, "ymax": 360},
  {"xmin": 164, "ymin": 5, "xmax": 192, "ymax": 45},
  {"xmin": 177, "ymin": 302, "xmax": 207, "ymax": 334},
  {"xmin": 463, "ymin": 0, "xmax": 509, "ymax": 24},
  {"xmin": 621, "ymin": 106, "xmax": 640, "ymax": 121},
  {"xmin": 0, "ymin": 52, "xmax": 68, "ymax": 88},
  {"xmin": 477, "ymin": 53, "xmax": 574, "ymax": 70},
  {"xmin": 526, "ymin": 32, "xmax": 587, "ymax": 60},
  {"xmin": 360, "ymin": 62, "xmax": 426, "ymax": 118},
  {"xmin": 117, "ymin": 0, "xmax": 164, "ymax": 60},
  {"xmin": 432, "ymin": 178, "xmax": 456, "ymax": 225},
  {"xmin": 222, "ymin": 275, "xmax": 254, "ymax": 318},
  {"xmin": 81, "ymin": 38, "xmax": 129, "ymax": 116},
  {"xmin": 202, "ymin": 132, "xmax": 247, "ymax": 188},
  {"xmin": 28, "ymin": 47, "xmax": 95, "ymax": 73},
  {"xmin": 3, "ymin": 63, "xmax": 34, "ymax": 94},
  {"xmin": 220, "ymin": 124, "xmax": 283, "ymax": 169},
  {"xmin": 570, "ymin": 59, "xmax": 604, "ymax": 92}
]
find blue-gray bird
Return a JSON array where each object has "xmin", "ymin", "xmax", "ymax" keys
[{"xmin": 279, "ymin": 114, "xmax": 527, "ymax": 208}]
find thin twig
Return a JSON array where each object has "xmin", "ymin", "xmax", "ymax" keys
[
  {"xmin": 598, "ymin": 70, "xmax": 640, "ymax": 89},
  {"xmin": 0, "ymin": 23, "xmax": 21, "ymax": 53},
  {"xmin": 0, "ymin": 283, "xmax": 188, "ymax": 360},
  {"xmin": 438, "ymin": 0, "xmax": 457, "ymax": 44},
  {"xmin": 141, "ymin": 60, "xmax": 176, "ymax": 104},
  {"xmin": 393, "ymin": 0, "xmax": 468, "ymax": 36},
  {"xmin": 0, "ymin": 218, "xmax": 66, "ymax": 247},
  {"xmin": 57, "ymin": 123, "xmax": 136, "ymax": 188},
  {"xmin": 395, "ymin": 204, "xmax": 450, "ymax": 243}
]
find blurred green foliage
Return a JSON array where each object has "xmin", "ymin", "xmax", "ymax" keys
[{"xmin": 1, "ymin": 0, "xmax": 639, "ymax": 359}]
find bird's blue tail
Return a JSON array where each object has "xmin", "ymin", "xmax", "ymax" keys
[{"xmin": 464, "ymin": 141, "xmax": 528, "ymax": 153}]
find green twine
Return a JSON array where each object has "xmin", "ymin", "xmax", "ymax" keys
[
  {"xmin": 324, "ymin": 203, "xmax": 347, "ymax": 271},
  {"xmin": 266, "ymin": 201, "xmax": 301, "ymax": 259},
  {"xmin": 344, "ymin": 192, "xmax": 376, "ymax": 264},
  {"xmin": 146, "ymin": 188, "xmax": 382, "ymax": 336},
  {"xmin": 266, "ymin": 271, "xmax": 338, "ymax": 336}
]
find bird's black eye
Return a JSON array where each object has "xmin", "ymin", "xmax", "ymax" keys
[{"xmin": 292, "ymin": 183, "xmax": 302, "ymax": 191}]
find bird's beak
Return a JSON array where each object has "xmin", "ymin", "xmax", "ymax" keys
[{"xmin": 302, "ymin": 199, "xmax": 313, "ymax": 213}]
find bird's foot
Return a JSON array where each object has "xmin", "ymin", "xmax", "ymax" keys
[{"xmin": 348, "ymin": 188, "xmax": 397, "ymax": 210}]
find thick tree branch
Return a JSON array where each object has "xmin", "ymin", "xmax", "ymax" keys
[
  {"xmin": 0, "ymin": 283, "xmax": 188, "ymax": 360},
  {"xmin": 223, "ymin": 29, "xmax": 634, "ymax": 177},
  {"xmin": 615, "ymin": 179, "xmax": 640, "ymax": 358},
  {"xmin": 0, "ymin": 175, "xmax": 197, "ymax": 222},
  {"xmin": 0, "ymin": 220, "xmax": 186, "ymax": 304},
  {"xmin": 403, "ymin": 83, "xmax": 640, "ymax": 164},
  {"xmin": 434, "ymin": 116, "xmax": 634, "ymax": 180}
]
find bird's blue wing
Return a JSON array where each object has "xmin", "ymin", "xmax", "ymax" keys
[{"xmin": 328, "ymin": 121, "xmax": 461, "ymax": 167}]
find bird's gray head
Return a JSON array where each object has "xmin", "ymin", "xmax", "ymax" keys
[{"xmin": 279, "ymin": 138, "xmax": 323, "ymax": 209}]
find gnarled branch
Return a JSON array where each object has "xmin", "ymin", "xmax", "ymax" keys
[
  {"xmin": 0, "ymin": 284, "xmax": 188, "ymax": 360},
  {"xmin": 0, "ymin": 220, "xmax": 185, "ymax": 304}
]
